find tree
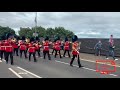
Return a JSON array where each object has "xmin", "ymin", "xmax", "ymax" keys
[
  {"xmin": 18, "ymin": 27, "xmax": 32, "ymax": 38},
  {"xmin": 54, "ymin": 27, "xmax": 74, "ymax": 39},
  {"xmin": 0, "ymin": 26, "xmax": 15, "ymax": 37},
  {"xmin": 46, "ymin": 28, "xmax": 55, "ymax": 38},
  {"xmin": 18, "ymin": 26, "xmax": 74, "ymax": 39},
  {"xmin": 32, "ymin": 26, "xmax": 46, "ymax": 37}
]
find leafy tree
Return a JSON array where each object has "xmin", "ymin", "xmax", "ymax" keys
[
  {"xmin": 18, "ymin": 27, "xmax": 31, "ymax": 37},
  {"xmin": 0, "ymin": 26, "xmax": 15, "ymax": 37},
  {"xmin": 18, "ymin": 26, "xmax": 74, "ymax": 39},
  {"xmin": 32, "ymin": 26, "xmax": 46, "ymax": 37}
]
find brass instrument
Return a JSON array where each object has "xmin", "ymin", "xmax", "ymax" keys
[
  {"xmin": 72, "ymin": 42, "xmax": 80, "ymax": 54},
  {"xmin": 11, "ymin": 38, "xmax": 17, "ymax": 42},
  {"xmin": 25, "ymin": 38, "xmax": 30, "ymax": 43}
]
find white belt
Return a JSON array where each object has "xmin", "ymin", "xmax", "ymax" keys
[
  {"xmin": 5, "ymin": 46, "xmax": 12, "ymax": 47},
  {"xmin": 0, "ymin": 46, "xmax": 5, "ymax": 47},
  {"xmin": 65, "ymin": 46, "xmax": 69, "ymax": 47},
  {"xmin": 44, "ymin": 46, "xmax": 49, "ymax": 47}
]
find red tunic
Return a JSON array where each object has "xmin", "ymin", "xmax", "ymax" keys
[
  {"xmin": 0, "ymin": 45, "xmax": 5, "ymax": 51},
  {"xmin": 0, "ymin": 42, "xmax": 4, "ymax": 51},
  {"xmin": 28, "ymin": 46, "xmax": 36, "ymax": 53},
  {"xmin": 72, "ymin": 42, "xmax": 79, "ymax": 55},
  {"xmin": 64, "ymin": 41, "xmax": 70, "ymax": 50},
  {"xmin": 43, "ymin": 41, "xmax": 49, "ymax": 51},
  {"xmin": 35, "ymin": 44, "xmax": 40, "ymax": 50},
  {"xmin": 26, "ymin": 43, "xmax": 29, "ymax": 49},
  {"xmin": 20, "ymin": 44, "xmax": 26, "ymax": 50},
  {"xmin": 55, "ymin": 41, "xmax": 61, "ymax": 51},
  {"xmin": 12, "ymin": 42, "xmax": 18, "ymax": 49},
  {"xmin": 5, "ymin": 45, "xmax": 13, "ymax": 52}
]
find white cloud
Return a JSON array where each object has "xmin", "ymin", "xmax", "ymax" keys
[{"xmin": 0, "ymin": 12, "xmax": 120, "ymax": 38}]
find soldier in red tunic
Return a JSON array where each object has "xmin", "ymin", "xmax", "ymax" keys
[
  {"xmin": 12, "ymin": 37, "xmax": 19, "ymax": 56},
  {"xmin": 54, "ymin": 36, "xmax": 62, "ymax": 58},
  {"xmin": 20, "ymin": 36, "xmax": 28, "ymax": 58},
  {"xmin": 28, "ymin": 38, "xmax": 37, "ymax": 62},
  {"xmin": 4, "ymin": 34, "xmax": 14, "ymax": 65},
  {"xmin": 51, "ymin": 39, "xmax": 56, "ymax": 55},
  {"xmin": 63, "ymin": 37, "xmax": 71, "ymax": 58},
  {"xmin": 43, "ymin": 36, "xmax": 51, "ymax": 60},
  {"xmin": 35, "ymin": 37, "xmax": 41, "ymax": 57},
  {"xmin": 20, "ymin": 41, "xmax": 27, "ymax": 59},
  {"xmin": 0, "ymin": 36, "xmax": 6, "ymax": 60},
  {"xmin": 70, "ymin": 35, "xmax": 83, "ymax": 68},
  {"xmin": 25, "ymin": 37, "xmax": 30, "ymax": 54}
]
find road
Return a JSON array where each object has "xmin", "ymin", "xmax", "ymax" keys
[{"xmin": 0, "ymin": 51, "xmax": 120, "ymax": 78}]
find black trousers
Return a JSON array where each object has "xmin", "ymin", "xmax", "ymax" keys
[
  {"xmin": 55, "ymin": 50, "xmax": 62, "ymax": 58},
  {"xmin": 0, "ymin": 50, "xmax": 5, "ymax": 60},
  {"xmin": 63, "ymin": 50, "xmax": 71, "ymax": 58},
  {"xmin": 70, "ymin": 54, "xmax": 82, "ymax": 67},
  {"xmin": 35, "ymin": 49, "xmax": 40, "ymax": 57},
  {"xmin": 29, "ymin": 52, "xmax": 36, "ymax": 62},
  {"xmin": 5, "ymin": 52, "xmax": 13, "ymax": 65},
  {"xmin": 20, "ymin": 50, "xmax": 27, "ymax": 58},
  {"xmin": 14, "ymin": 48, "xmax": 19, "ymax": 56},
  {"xmin": 43, "ymin": 51, "xmax": 51, "ymax": 60},
  {"xmin": 52, "ymin": 48, "xmax": 55, "ymax": 55}
]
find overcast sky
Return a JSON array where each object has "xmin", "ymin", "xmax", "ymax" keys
[{"xmin": 0, "ymin": 12, "xmax": 120, "ymax": 38}]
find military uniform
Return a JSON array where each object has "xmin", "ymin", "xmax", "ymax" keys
[
  {"xmin": 35, "ymin": 42, "xmax": 41, "ymax": 57},
  {"xmin": 5, "ymin": 42, "xmax": 14, "ymax": 65},
  {"xmin": 54, "ymin": 37, "xmax": 62, "ymax": 58},
  {"xmin": 63, "ymin": 37, "xmax": 71, "ymax": 58},
  {"xmin": 43, "ymin": 36, "xmax": 51, "ymax": 60},
  {"xmin": 12, "ymin": 42, "xmax": 19, "ymax": 56},
  {"xmin": 28, "ymin": 38, "xmax": 37, "ymax": 62},
  {"xmin": 70, "ymin": 35, "xmax": 83, "ymax": 68},
  {"xmin": 20, "ymin": 41, "xmax": 27, "ymax": 58},
  {"xmin": 0, "ymin": 40, "xmax": 5, "ymax": 60}
]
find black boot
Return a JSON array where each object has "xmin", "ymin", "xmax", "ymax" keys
[
  {"xmin": 70, "ymin": 64, "xmax": 73, "ymax": 67},
  {"xmin": 79, "ymin": 65, "xmax": 84, "ymax": 68},
  {"xmin": 34, "ymin": 60, "xmax": 37, "ymax": 62}
]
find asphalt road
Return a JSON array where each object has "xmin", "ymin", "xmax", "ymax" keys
[{"xmin": 0, "ymin": 51, "xmax": 120, "ymax": 78}]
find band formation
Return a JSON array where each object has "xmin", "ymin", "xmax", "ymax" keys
[{"xmin": 0, "ymin": 33, "xmax": 117, "ymax": 68}]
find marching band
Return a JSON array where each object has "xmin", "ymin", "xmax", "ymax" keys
[{"xmin": 0, "ymin": 33, "xmax": 118, "ymax": 68}]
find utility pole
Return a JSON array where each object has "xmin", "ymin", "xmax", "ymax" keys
[{"xmin": 34, "ymin": 12, "xmax": 37, "ymax": 37}]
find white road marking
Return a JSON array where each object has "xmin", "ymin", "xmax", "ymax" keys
[
  {"xmin": 17, "ymin": 67, "xmax": 42, "ymax": 78},
  {"xmin": 36, "ymin": 53, "xmax": 120, "ymax": 67},
  {"xmin": 109, "ymin": 74, "xmax": 118, "ymax": 77},
  {"xmin": 81, "ymin": 58, "xmax": 120, "ymax": 68},
  {"xmin": 14, "ymin": 53, "xmax": 118, "ymax": 77},
  {"xmin": 18, "ymin": 72, "xmax": 28, "ymax": 75},
  {"xmin": 55, "ymin": 60, "xmax": 118, "ymax": 77},
  {"xmin": 8, "ymin": 68, "xmax": 23, "ymax": 78},
  {"xmin": 2, "ymin": 59, "xmax": 6, "ymax": 62}
]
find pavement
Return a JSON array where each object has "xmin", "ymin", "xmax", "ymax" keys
[{"xmin": 0, "ymin": 49, "xmax": 120, "ymax": 78}]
